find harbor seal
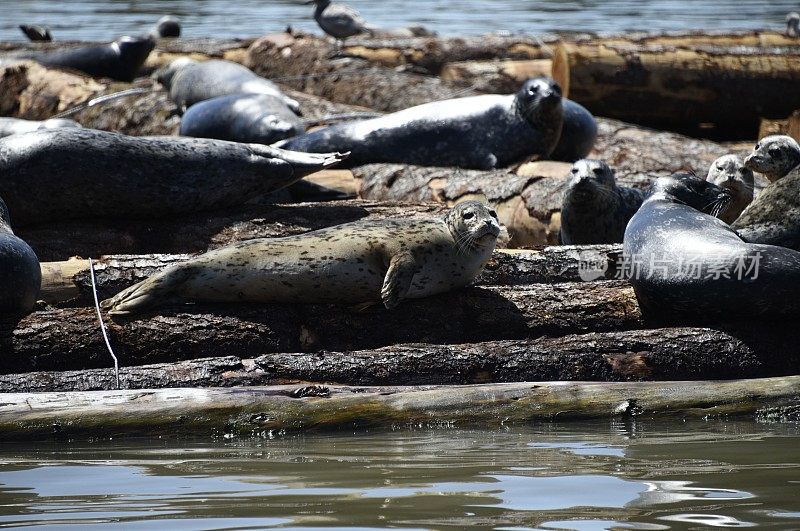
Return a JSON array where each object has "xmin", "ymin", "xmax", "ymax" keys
[
  {"xmin": 18, "ymin": 35, "xmax": 154, "ymax": 82},
  {"xmin": 150, "ymin": 15, "xmax": 181, "ymax": 38},
  {"xmin": 732, "ymin": 136, "xmax": 800, "ymax": 250},
  {"xmin": 0, "ymin": 117, "xmax": 81, "ymax": 138},
  {"xmin": 559, "ymin": 159, "xmax": 643, "ymax": 245},
  {"xmin": 550, "ymin": 99, "xmax": 598, "ymax": 162},
  {"xmin": 278, "ymin": 77, "xmax": 564, "ymax": 170},
  {"xmin": 0, "ymin": 197, "xmax": 40, "ymax": 317},
  {"xmin": 179, "ymin": 93, "xmax": 303, "ymax": 145},
  {"xmin": 705, "ymin": 154, "xmax": 754, "ymax": 224},
  {"xmin": 0, "ymin": 128, "xmax": 346, "ymax": 226},
  {"xmin": 102, "ymin": 201, "xmax": 502, "ymax": 316},
  {"xmin": 162, "ymin": 59, "xmax": 301, "ymax": 114},
  {"xmin": 788, "ymin": 12, "xmax": 800, "ymax": 37},
  {"xmin": 624, "ymin": 172, "xmax": 800, "ymax": 319}
]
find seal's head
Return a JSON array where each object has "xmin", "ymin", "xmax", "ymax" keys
[
  {"xmin": 787, "ymin": 12, "xmax": 800, "ymax": 36},
  {"xmin": 650, "ymin": 172, "xmax": 732, "ymax": 216},
  {"xmin": 446, "ymin": 200, "xmax": 502, "ymax": 252},
  {"xmin": 150, "ymin": 15, "xmax": 181, "ymax": 39},
  {"xmin": 515, "ymin": 77, "xmax": 563, "ymax": 125},
  {"xmin": 566, "ymin": 159, "xmax": 616, "ymax": 202},
  {"xmin": 706, "ymin": 154, "xmax": 754, "ymax": 197},
  {"xmin": 153, "ymin": 56, "xmax": 198, "ymax": 87},
  {"xmin": 115, "ymin": 35, "xmax": 156, "ymax": 68},
  {"xmin": 744, "ymin": 135, "xmax": 800, "ymax": 181}
]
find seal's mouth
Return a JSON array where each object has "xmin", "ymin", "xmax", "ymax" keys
[
  {"xmin": 474, "ymin": 223, "xmax": 501, "ymax": 242},
  {"xmin": 744, "ymin": 153, "xmax": 765, "ymax": 171}
]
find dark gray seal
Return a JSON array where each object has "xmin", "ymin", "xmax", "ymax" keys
[
  {"xmin": 732, "ymin": 136, "xmax": 800, "ymax": 250},
  {"xmin": 19, "ymin": 25, "xmax": 52, "ymax": 42},
  {"xmin": 0, "ymin": 197, "xmax": 41, "ymax": 317},
  {"xmin": 0, "ymin": 117, "xmax": 81, "ymax": 138},
  {"xmin": 163, "ymin": 59, "xmax": 301, "ymax": 114},
  {"xmin": 18, "ymin": 35, "xmax": 154, "ymax": 82},
  {"xmin": 102, "ymin": 201, "xmax": 501, "ymax": 316},
  {"xmin": 0, "ymin": 128, "xmax": 345, "ymax": 226},
  {"xmin": 278, "ymin": 77, "xmax": 564, "ymax": 170},
  {"xmin": 150, "ymin": 16, "xmax": 181, "ymax": 39},
  {"xmin": 624, "ymin": 172, "xmax": 800, "ymax": 319},
  {"xmin": 550, "ymin": 99, "xmax": 598, "ymax": 163},
  {"xmin": 705, "ymin": 154, "xmax": 754, "ymax": 224},
  {"xmin": 179, "ymin": 93, "xmax": 303, "ymax": 145},
  {"xmin": 559, "ymin": 159, "xmax": 643, "ymax": 245}
]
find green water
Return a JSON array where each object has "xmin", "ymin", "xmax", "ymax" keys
[{"xmin": 0, "ymin": 419, "xmax": 798, "ymax": 529}]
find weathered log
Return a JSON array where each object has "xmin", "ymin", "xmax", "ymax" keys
[
  {"xmin": 587, "ymin": 30, "xmax": 795, "ymax": 48},
  {"xmin": 1, "ymin": 376, "xmax": 799, "ymax": 439},
  {"xmin": 758, "ymin": 110, "xmax": 800, "ymax": 143},
  {"xmin": 5, "ymin": 325, "xmax": 800, "ymax": 393},
  {"xmin": 37, "ymin": 245, "xmax": 623, "ymax": 307},
  {"xmin": 440, "ymin": 58, "xmax": 555, "ymax": 95},
  {"xmin": 2, "ymin": 281, "xmax": 641, "ymax": 374},
  {"xmin": 554, "ymin": 41, "xmax": 800, "ymax": 138},
  {"xmin": 18, "ymin": 199, "xmax": 448, "ymax": 262}
]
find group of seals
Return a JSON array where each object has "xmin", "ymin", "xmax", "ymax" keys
[
  {"xmin": 559, "ymin": 159, "xmax": 643, "ymax": 245},
  {"xmin": 0, "ymin": 197, "xmax": 40, "ymax": 317},
  {"xmin": 0, "ymin": 128, "xmax": 345, "ymax": 225},
  {"xmin": 624, "ymin": 172, "xmax": 800, "ymax": 319},
  {"xmin": 279, "ymin": 77, "xmax": 564, "ymax": 170},
  {"xmin": 102, "ymin": 201, "xmax": 501, "ymax": 315},
  {"xmin": 0, "ymin": 117, "xmax": 81, "ymax": 138}
]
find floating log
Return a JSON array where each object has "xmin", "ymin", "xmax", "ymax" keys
[
  {"xmin": 2, "ymin": 281, "xmax": 640, "ymax": 374},
  {"xmin": 4, "ymin": 325, "xmax": 799, "ymax": 393},
  {"xmin": 1, "ymin": 376, "xmax": 798, "ymax": 439},
  {"xmin": 554, "ymin": 41, "xmax": 800, "ymax": 138}
]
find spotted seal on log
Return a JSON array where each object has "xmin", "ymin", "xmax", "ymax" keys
[
  {"xmin": 0, "ymin": 196, "xmax": 41, "ymax": 316},
  {"xmin": 0, "ymin": 128, "xmax": 345, "ymax": 226},
  {"xmin": 159, "ymin": 59, "xmax": 301, "ymax": 114},
  {"xmin": 180, "ymin": 93, "xmax": 304, "ymax": 145},
  {"xmin": 278, "ymin": 77, "xmax": 563, "ymax": 170},
  {"xmin": 550, "ymin": 99, "xmax": 598, "ymax": 162},
  {"xmin": 705, "ymin": 154, "xmax": 754, "ymax": 224},
  {"xmin": 731, "ymin": 136, "xmax": 800, "ymax": 249},
  {"xmin": 0, "ymin": 117, "xmax": 81, "ymax": 138},
  {"xmin": 102, "ymin": 200, "xmax": 501, "ymax": 316},
  {"xmin": 559, "ymin": 159, "xmax": 643, "ymax": 245},
  {"xmin": 18, "ymin": 35, "xmax": 154, "ymax": 82},
  {"xmin": 624, "ymin": 172, "xmax": 800, "ymax": 319}
]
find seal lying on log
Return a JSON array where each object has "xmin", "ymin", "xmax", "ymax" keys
[
  {"xmin": 624, "ymin": 172, "xmax": 800, "ymax": 319},
  {"xmin": 0, "ymin": 197, "xmax": 40, "ymax": 317},
  {"xmin": 102, "ymin": 201, "xmax": 501, "ymax": 315},
  {"xmin": 0, "ymin": 128, "xmax": 346, "ymax": 226},
  {"xmin": 705, "ymin": 154, "xmax": 754, "ymax": 224},
  {"xmin": 0, "ymin": 117, "xmax": 81, "ymax": 138},
  {"xmin": 15, "ymin": 36, "xmax": 155, "ymax": 82},
  {"xmin": 732, "ymin": 136, "xmax": 800, "ymax": 250},
  {"xmin": 157, "ymin": 58, "xmax": 301, "ymax": 114},
  {"xmin": 277, "ymin": 77, "xmax": 564, "ymax": 170},
  {"xmin": 560, "ymin": 159, "xmax": 643, "ymax": 245}
]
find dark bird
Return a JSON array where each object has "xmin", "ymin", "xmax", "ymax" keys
[
  {"xmin": 19, "ymin": 25, "xmax": 52, "ymax": 42},
  {"xmin": 306, "ymin": 0, "xmax": 373, "ymax": 43}
]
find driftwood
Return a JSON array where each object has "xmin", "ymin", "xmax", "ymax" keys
[
  {"xmin": 440, "ymin": 58, "xmax": 555, "ymax": 95},
  {"xmin": 2, "ymin": 281, "xmax": 641, "ymax": 374},
  {"xmin": 555, "ymin": 41, "xmax": 800, "ymax": 138},
  {"xmin": 1, "ymin": 376, "xmax": 798, "ymax": 439},
  {"xmin": 3, "ymin": 325, "xmax": 800, "ymax": 393},
  {"xmin": 19, "ymin": 199, "xmax": 447, "ymax": 262},
  {"xmin": 758, "ymin": 110, "xmax": 800, "ymax": 143}
]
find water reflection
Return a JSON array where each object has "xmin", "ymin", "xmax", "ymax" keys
[{"xmin": 0, "ymin": 420, "xmax": 798, "ymax": 529}]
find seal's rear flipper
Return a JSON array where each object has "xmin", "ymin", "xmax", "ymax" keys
[{"xmin": 101, "ymin": 264, "xmax": 195, "ymax": 316}]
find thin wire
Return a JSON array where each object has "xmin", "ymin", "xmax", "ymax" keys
[
  {"xmin": 50, "ymin": 87, "xmax": 153, "ymax": 119},
  {"xmin": 89, "ymin": 258, "xmax": 120, "ymax": 390}
]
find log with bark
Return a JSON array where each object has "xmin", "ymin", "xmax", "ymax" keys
[
  {"xmin": 1, "ymin": 376, "xmax": 798, "ymax": 440},
  {"xmin": 1, "ymin": 281, "xmax": 641, "ymax": 374},
  {"xmin": 554, "ymin": 40, "xmax": 800, "ymax": 139}
]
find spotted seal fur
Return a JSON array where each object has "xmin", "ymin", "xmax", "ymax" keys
[{"xmin": 102, "ymin": 201, "xmax": 501, "ymax": 315}]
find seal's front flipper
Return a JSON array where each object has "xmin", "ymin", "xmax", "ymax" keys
[
  {"xmin": 380, "ymin": 252, "xmax": 418, "ymax": 309},
  {"xmin": 101, "ymin": 264, "xmax": 195, "ymax": 316}
]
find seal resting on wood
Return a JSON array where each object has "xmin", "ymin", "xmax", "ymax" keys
[
  {"xmin": 559, "ymin": 159, "xmax": 643, "ymax": 244},
  {"xmin": 0, "ymin": 128, "xmax": 346, "ymax": 226},
  {"xmin": 278, "ymin": 77, "xmax": 564, "ymax": 170},
  {"xmin": 624, "ymin": 172, "xmax": 800, "ymax": 319},
  {"xmin": 102, "ymin": 201, "xmax": 501, "ymax": 316},
  {"xmin": 732, "ymin": 136, "xmax": 800, "ymax": 250},
  {"xmin": 0, "ymin": 197, "xmax": 40, "ymax": 317}
]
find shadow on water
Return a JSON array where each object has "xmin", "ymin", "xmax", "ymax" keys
[{"xmin": 0, "ymin": 419, "xmax": 798, "ymax": 529}]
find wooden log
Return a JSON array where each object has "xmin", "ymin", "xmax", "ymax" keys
[
  {"xmin": 440, "ymin": 59, "xmax": 555, "ymax": 95},
  {"xmin": 554, "ymin": 41, "xmax": 800, "ymax": 138},
  {"xmin": 18, "ymin": 199, "xmax": 448, "ymax": 262},
  {"xmin": 2, "ymin": 281, "xmax": 641, "ymax": 374},
  {"xmin": 3, "ymin": 325, "xmax": 799, "ymax": 393},
  {"xmin": 758, "ymin": 110, "xmax": 800, "ymax": 143},
  {"xmin": 37, "ymin": 245, "xmax": 623, "ymax": 307},
  {"xmin": 1, "ymin": 376, "xmax": 798, "ymax": 439},
  {"xmin": 587, "ymin": 30, "xmax": 795, "ymax": 49}
]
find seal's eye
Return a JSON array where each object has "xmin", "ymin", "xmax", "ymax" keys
[
  {"xmin": 592, "ymin": 167, "xmax": 604, "ymax": 176},
  {"xmin": 571, "ymin": 168, "xmax": 579, "ymax": 174},
  {"xmin": 489, "ymin": 210, "xmax": 498, "ymax": 219},
  {"xmin": 527, "ymin": 84, "xmax": 539, "ymax": 95},
  {"xmin": 768, "ymin": 147, "xmax": 781, "ymax": 157},
  {"xmin": 755, "ymin": 143, "xmax": 761, "ymax": 150},
  {"xmin": 462, "ymin": 212, "xmax": 475, "ymax": 220}
]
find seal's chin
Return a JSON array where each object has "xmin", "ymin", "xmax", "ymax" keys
[
  {"xmin": 472, "ymin": 225, "xmax": 501, "ymax": 244},
  {"xmin": 744, "ymin": 154, "xmax": 765, "ymax": 171}
]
